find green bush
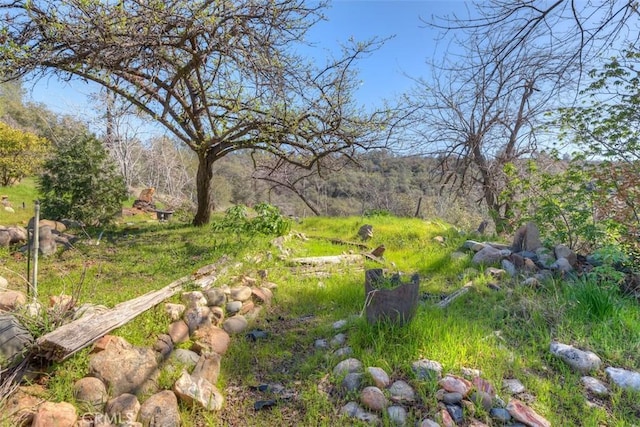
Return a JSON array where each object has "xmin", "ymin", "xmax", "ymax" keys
[
  {"xmin": 212, "ymin": 203, "xmax": 290, "ymax": 236},
  {"xmin": 38, "ymin": 132, "xmax": 127, "ymax": 225}
]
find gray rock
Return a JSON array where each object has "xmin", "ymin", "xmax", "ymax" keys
[
  {"xmin": 551, "ymin": 257, "xmax": 574, "ymax": 273},
  {"xmin": 225, "ymin": 300, "xmax": 243, "ymax": 314},
  {"xmin": 183, "ymin": 305, "xmax": 212, "ymax": 333},
  {"xmin": 104, "ymin": 393, "xmax": 140, "ymax": 425},
  {"xmin": 229, "ymin": 286, "xmax": 252, "ymax": 302},
  {"xmin": 330, "ymin": 333, "xmax": 347, "ymax": 347},
  {"xmin": 334, "ymin": 347, "xmax": 353, "ymax": 358},
  {"xmin": 554, "ymin": 244, "xmax": 577, "ymax": 266},
  {"xmin": 341, "ymin": 373, "xmax": 363, "ymax": 392},
  {"xmin": 550, "ymin": 342, "xmax": 602, "ymax": 373},
  {"xmin": 389, "ymin": 380, "xmax": 415, "ymax": 402},
  {"xmin": 139, "ymin": 390, "xmax": 182, "ymax": 426},
  {"xmin": 490, "ymin": 407, "xmax": 512, "ymax": 422},
  {"xmin": 192, "ymin": 352, "xmax": 222, "ymax": 385},
  {"xmin": 442, "ymin": 392, "xmax": 463, "ymax": 405},
  {"xmin": 502, "ymin": 378, "xmax": 525, "ymax": 394},
  {"xmin": 463, "ymin": 240, "xmax": 485, "ymax": 251},
  {"xmin": 367, "ymin": 367, "xmax": 390, "ymax": 389},
  {"xmin": 472, "ymin": 245, "xmax": 504, "ymax": 266},
  {"xmin": 0, "ymin": 276, "xmax": 7, "ymax": 290},
  {"xmin": 182, "ymin": 291, "xmax": 207, "ymax": 307},
  {"xmin": 333, "ymin": 358, "xmax": 363, "ymax": 376},
  {"xmin": 339, "ymin": 401, "xmax": 380, "ymax": 424},
  {"xmin": 387, "ymin": 405, "xmax": 407, "ymax": 426},
  {"xmin": 501, "ymin": 259, "xmax": 517, "ymax": 277},
  {"xmin": 164, "ymin": 303, "xmax": 185, "ymax": 321},
  {"xmin": 203, "ymin": 288, "xmax": 226, "ymax": 307},
  {"xmin": 333, "ymin": 319, "xmax": 348, "ymax": 329},
  {"xmin": 512, "ymin": 222, "xmax": 543, "ymax": 252},
  {"xmin": 222, "ymin": 315, "xmax": 248, "ymax": 334},
  {"xmin": 581, "ymin": 376, "xmax": 609, "ymax": 396},
  {"xmin": 417, "ymin": 419, "xmax": 440, "ymax": 427},
  {"xmin": 171, "ymin": 349, "xmax": 201, "ymax": 368},
  {"xmin": 446, "ymin": 404, "xmax": 464, "ymax": 423},
  {"xmin": 412, "ymin": 359, "xmax": 443, "ymax": 380},
  {"xmin": 605, "ymin": 367, "xmax": 640, "ymax": 391},
  {"xmin": 314, "ymin": 339, "xmax": 329, "ymax": 349}
]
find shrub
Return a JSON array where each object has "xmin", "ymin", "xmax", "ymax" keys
[
  {"xmin": 212, "ymin": 203, "xmax": 290, "ymax": 236},
  {"xmin": 38, "ymin": 132, "xmax": 127, "ymax": 225}
]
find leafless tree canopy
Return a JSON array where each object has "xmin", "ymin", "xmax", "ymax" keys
[{"xmin": 0, "ymin": 0, "xmax": 398, "ymax": 225}]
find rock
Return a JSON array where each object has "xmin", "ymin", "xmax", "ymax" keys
[
  {"xmin": 446, "ymin": 404, "xmax": 464, "ymax": 424},
  {"xmin": 550, "ymin": 342, "xmax": 602, "ymax": 373},
  {"xmin": 470, "ymin": 391, "xmax": 493, "ymax": 411},
  {"xmin": 536, "ymin": 247, "xmax": 556, "ymax": 269},
  {"xmin": 251, "ymin": 287, "xmax": 273, "ymax": 304},
  {"xmin": 330, "ymin": 333, "xmax": 347, "ymax": 347},
  {"xmin": 436, "ymin": 407, "xmax": 455, "ymax": 427},
  {"xmin": 239, "ymin": 300, "xmax": 255, "ymax": 315},
  {"xmin": 0, "ymin": 275, "xmax": 7, "ymax": 290},
  {"xmin": 139, "ymin": 390, "xmax": 181, "ymax": 426},
  {"xmin": 442, "ymin": 392, "xmax": 463, "ymax": 404},
  {"xmin": 461, "ymin": 367, "xmax": 482, "ymax": 378},
  {"xmin": 486, "ymin": 267, "xmax": 506, "ymax": 278},
  {"xmin": 360, "ymin": 386, "xmax": 388, "ymax": 411},
  {"xmin": 182, "ymin": 291, "xmax": 207, "ymax": 307},
  {"xmin": 191, "ymin": 352, "xmax": 222, "ymax": 385},
  {"xmin": 506, "ymin": 399, "xmax": 551, "ymax": 427},
  {"xmin": 472, "ymin": 245, "xmax": 504, "ymax": 266},
  {"xmin": 551, "ymin": 257, "xmax": 573, "ymax": 273},
  {"xmin": 183, "ymin": 305, "xmax": 212, "ymax": 333},
  {"xmin": 367, "ymin": 367, "xmax": 390, "ymax": 389},
  {"xmin": 340, "ymin": 401, "xmax": 380, "ymax": 424},
  {"xmin": 358, "ymin": 224, "xmax": 373, "ymax": 241},
  {"xmin": 341, "ymin": 373, "xmax": 363, "ymax": 392},
  {"xmin": 503, "ymin": 378, "xmax": 526, "ymax": 394},
  {"xmin": 523, "ymin": 277, "xmax": 540, "ymax": 287},
  {"xmin": 173, "ymin": 370, "xmax": 224, "ymax": 411},
  {"xmin": 512, "ymin": 222, "xmax": 543, "ymax": 252},
  {"xmin": 73, "ymin": 377, "xmax": 108, "ymax": 412},
  {"xmin": 417, "ymin": 419, "xmax": 440, "ymax": 427},
  {"xmin": 209, "ymin": 306, "xmax": 225, "ymax": 325},
  {"xmin": 450, "ymin": 251, "xmax": 468, "ymax": 261},
  {"xmin": 438, "ymin": 374, "xmax": 472, "ymax": 396},
  {"xmin": 137, "ymin": 188, "xmax": 155, "ymax": 203},
  {"xmin": 222, "ymin": 315, "xmax": 248, "ymax": 334},
  {"xmin": 332, "ymin": 319, "xmax": 348, "ymax": 329},
  {"xmin": 88, "ymin": 336, "xmax": 159, "ymax": 396},
  {"xmin": 333, "ymin": 358, "xmax": 363, "ymax": 376},
  {"xmin": 554, "ymin": 244, "xmax": 577, "ymax": 266},
  {"xmin": 463, "ymin": 240, "xmax": 485, "ymax": 251},
  {"xmin": 153, "ymin": 333, "xmax": 173, "ymax": 359},
  {"xmin": 191, "ymin": 324, "xmax": 230, "ymax": 355},
  {"xmin": 168, "ymin": 320, "xmax": 190, "ymax": 344},
  {"xmin": 388, "ymin": 380, "xmax": 415, "ymax": 402},
  {"xmin": 472, "ymin": 377, "xmax": 495, "ymax": 396},
  {"xmin": 31, "ymin": 401, "xmax": 77, "ymax": 427},
  {"xmin": 0, "ymin": 290, "xmax": 27, "ymax": 311},
  {"xmin": 334, "ymin": 346, "xmax": 353, "ymax": 358},
  {"xmin": 203, "ymin": 288, "xmax": 226, "ymax": 307},
  {"xmin": 605, "ymin": 367, "xmax": 640, "ymax": 391},
  {"xmin": 170, "ymin": 349, "xmax": 201, "ymax": 368},
  {"xmin": 3, "ymin": 386, "xmax": 42, "ymax": 425},
  {"xmin": 105, "ymin": 393, "xmax": 140, "ymax": 425},
  {"xmin": 412, "ymin": 359, "xmax": 443, "ymax": 380},
  {"xmin": 501, "ymin": 259, "xmax": 517, "ymax": 277},
  {"xmin": 314, "ymin": 339, "xmax": 328, "ymax": 349},
  {"xmin": 490, "ymin": 407, "xmax": 512, "ymax": 423},
  {"xmin": 387, "ymin": 405, "xmax": 407, "ymax": 426},
  {"xmin": 225, "ymin": 300, "xmax": 242, "ymax": 314},
  {"xmin": 581, "ymin": 376, "xmax": 609, "ymax": 396},
  {"xmin": 164, "ymin": 303, "xmax": 185, "ymax": 321},
  {"xmin": 230, "ymin": 286, "xmax": 252, "ymax": 301}
]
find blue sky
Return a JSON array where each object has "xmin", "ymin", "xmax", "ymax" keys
[{"xmin": 26, "ymin": 1, "xmax": 468, "ymax": 122}]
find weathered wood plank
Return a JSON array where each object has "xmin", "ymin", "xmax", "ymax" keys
[
  {"xmin": 436, "ymin": 282, "xmax": 473, "ymax": 308},
  {"xmin": 36, "ymin": 275, "xmax": 192, "ymax": 362},
  {"xmin": 289, "ymin": 254, "xmax": 363, "ymax": 266}
]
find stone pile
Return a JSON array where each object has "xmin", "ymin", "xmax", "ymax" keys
[{"xmin": 2, "ymin": 272, "xmax": 276, "ymax": 426}]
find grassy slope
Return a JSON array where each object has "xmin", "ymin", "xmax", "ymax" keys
[{"xmin": 0, "ymin": 184, "xmax": 639, "ymax": 425}]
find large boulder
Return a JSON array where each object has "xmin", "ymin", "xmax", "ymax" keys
[
  {"xmin": 511, "ymin": 222, "xmax": 543, "ymax": 252},
  {"xmin": 138, "ymin": 390, "xmax": 181, "ymax": 427}
]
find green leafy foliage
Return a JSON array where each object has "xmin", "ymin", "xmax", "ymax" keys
[
  {"xmin": 0, "ymin": 122, "xmax": 48, "ymax": 186},
  {"xmin": 38, "ymin": 132, "xmax": 127, "ymax": 225},
  {"xmin": 212, "ymin": 203, "xmax": 291, "ymax": 236}
]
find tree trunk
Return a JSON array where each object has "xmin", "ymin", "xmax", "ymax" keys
[{"xmin": 193, "ymin": 151, "xmax": 215, "ymax": 226}]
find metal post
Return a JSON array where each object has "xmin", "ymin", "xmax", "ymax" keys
[{"xmin": 31, "ymin": 200, "xmax": 40, "ymax": 299}]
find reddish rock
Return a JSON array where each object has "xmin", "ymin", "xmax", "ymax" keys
[
  {"xmin": 251, "ymin": 286, "xmax": 273, "ymax": 304},
  {"xmin": 360, "ymin": 386, "xmax": 388, "ymax": 412},
  {"xmin": 173, "ymin": 371, "xmax": 224, "ymax": 411},
  {"xmin": 73, "ymin": 377, "xmax": 108, "ymax": 412},
  {"xmin": 0, "ymin": 290, "xmax": 26, "ymax": 311},
  {"xmin": 472, "ymin": 377, "xmax": 495, "ymax": 397},
  {"xmin": 436, "ymin": 408, "xmax": 455, "ymax": 427},
  {"xmin": 438, "ymin": 374, "xmax": 473, "ymax": 396},
  {"xmin": 31, "ymin": 401, "xmax": 77, "ymax": 427},
  {"xmin": 191, "ymin": 324, "xmax": 230, "ymax": 355},
  {"xmin": 239, "ymin": 300, "xmax": 255, "ymax": 315},
  {"xmin": 506, "ymin": 399, "xmax": 551, "ymax": 427},
  {"xmin": 191, "ymin": 352, "xmax": 222, "ymax": 385},
  {"xmin": 104, "ymin": 393, "xmax": 140, "ymax": 424},
  {"xmin": 168, "ymin": 320, "xmax": 189, "ymax": 344},
  {"xmin": 139, "ymin": 390, "xmax": 181, "ymax": 426}
]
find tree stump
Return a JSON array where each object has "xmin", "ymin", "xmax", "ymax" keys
[{"xmin": 364, "ymin": 269, "xmax": 419, "ymax": 325}]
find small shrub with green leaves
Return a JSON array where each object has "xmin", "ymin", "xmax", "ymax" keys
[
  {"xmin": 38, "ymin": 132, "xmax": 127, "ymax": 225},
  {"xmin": 212, "ymin": 203, "xmax": 290, "ymax": 236}
]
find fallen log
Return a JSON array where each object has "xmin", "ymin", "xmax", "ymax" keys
[
  {"xmin": 36, "ymin": 275, "xmax": 191, "ymax": 362},
  {"xmin": 289, "ymin": 254, "xmax": 363, "ymax": 266},
  {"xmin": 436, "ymin": 282, "xmax": 473, "ymax": 308}
]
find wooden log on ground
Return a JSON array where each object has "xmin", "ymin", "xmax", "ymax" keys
[
  {"xmin": 436, "ymin": 282, "xmax": 473, "ymax": 308},
  {"xmin": 289, "ymin": 254, "xmax": 363, "ymax": 266}
]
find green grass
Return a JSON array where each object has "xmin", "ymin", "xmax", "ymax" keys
[
  {"xmin": 1, "ymin": 188, "xmax": 640, "ymax": 425},
  {"xmin": 0, "ymin": 177, "xmax": 40, "ymax": 226}
]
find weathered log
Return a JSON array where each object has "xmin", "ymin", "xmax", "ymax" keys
[
  {"xmin": 36, "ymin": 275, "xmax": 192, "ymax": 362},
  {"xmin": 289, "ymin": 254, "xmax": 363, "ymax": 266},
  {"xmin": 436, "ymin": 282, "xmax": 473, "ymax": 308}
]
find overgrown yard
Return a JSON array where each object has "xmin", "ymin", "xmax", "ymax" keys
[{"xmin": 2, "ymin": 212, "xmax": 640, "ymax": 426}]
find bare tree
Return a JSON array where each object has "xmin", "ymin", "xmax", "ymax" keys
[
  {"xmin": 408, "ymin": 33, "xmax": 558, "ymax": 233},
  {"xmin": 0, "ymin": 0, "xmax": 396, "ymax": 225}
]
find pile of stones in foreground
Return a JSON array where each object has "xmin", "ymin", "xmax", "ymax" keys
[
  {"xmin": 319, "ymin": 316, "xmax": 640, "ymax": 427},
  {"xmin": 3, "ymin": 267, "xmax": 276, "ymax": 427}
]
